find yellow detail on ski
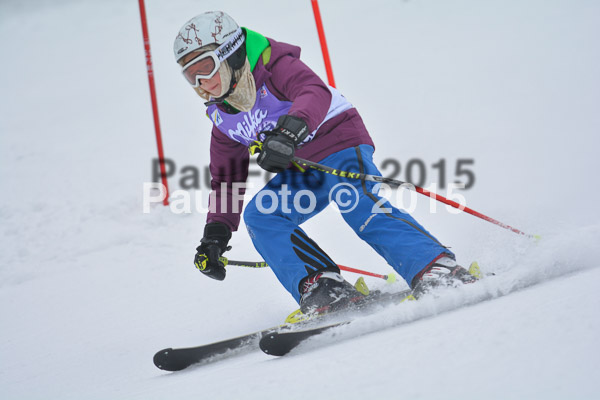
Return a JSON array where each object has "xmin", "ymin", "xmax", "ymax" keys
[
  {"xmin": 354, "ymin": 277, "xmax": 370, "ymax": 296},
  {"xmin": 468, "ymin": 261, "xmax": 482, "ymax": 279},
  {"xmin": 401, "ymin": 294, "xmax": 417, "ymax": 302},
  {"xmin": 285, "ymin": 309, "xmax": 310, "ymax": 324}
]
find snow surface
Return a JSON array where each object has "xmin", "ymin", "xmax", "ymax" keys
[{"xmin": 1, "ymin": 0, "xmax": 600, "ymax": 399}]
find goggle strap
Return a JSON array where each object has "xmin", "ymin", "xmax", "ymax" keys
[{"xmin": 215, "ymin": 28, "xmax": 245, "ymax": 62}]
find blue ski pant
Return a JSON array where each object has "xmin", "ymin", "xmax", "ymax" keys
[{"xmin": 244, "ymin": 145, "xmax": 453, "ymax": 303}]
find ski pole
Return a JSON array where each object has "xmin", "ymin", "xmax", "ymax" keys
[
  {"xmin": 226, "ymin": 259, "xmax": 397, "ymax": 283},
  {"xmin": 292, "ymin": 156, "xmax": 536, "ymax": 239},
  {"xmin": 337, "ymin": 264, "xmax": 396, "ymax": 283}
]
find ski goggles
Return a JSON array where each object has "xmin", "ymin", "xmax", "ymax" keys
[{"xmin": 181, "ymin": 28, "xmax": 245, "ymax": 87}]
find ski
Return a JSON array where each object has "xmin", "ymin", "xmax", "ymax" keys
[
  {"xmin": 155, "ymin": 262, "xmax": 483, "ymax": 368},
  {"xmin": 152, "ymin": 289, "xmax": 410, "ymax": 371},
  {"xmin": 258, "ymin": 262, "xmax": 484, "ymax": 356},
  {"xmin": 154, "ymin": 288, "xmax": 416, "ymax": 370},
  {"xmin": 153, "ymin": 318, "xmax": 335, "ymax": 370},
  {"xmin": 258, "ymin": 288, "xmax": 414, "ymax": 356},
  {"xmin": 260, "ymin": 321, "xmax": 348, "ymax": 356},
  {"xmin": 153, "ymin": 325, "xmax": 281, "ymax": 371}
]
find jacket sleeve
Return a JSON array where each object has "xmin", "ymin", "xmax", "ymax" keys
[
  {"xmin": 266, "ymin": 55, "xmax": 332, "ymax": 132},
  {"xmin": 206, "ymin": 125, "xmax": 249, "ymax": 232}
]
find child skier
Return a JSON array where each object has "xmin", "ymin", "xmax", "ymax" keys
[{"xmin": 173, "ymin": 11, "xmax": 473, "ymax": 314}]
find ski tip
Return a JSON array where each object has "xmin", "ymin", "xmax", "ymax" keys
[
  {"xmin": 259, "ymin": 332, "xmax": 292, "ymax": 357},
  {"xmin": 153, "ymin": 348, "xmax": 193, "ymax": 372},
  {"xmin": 153, "ymin": 348, "xmax": 174, "ymax": 371}
]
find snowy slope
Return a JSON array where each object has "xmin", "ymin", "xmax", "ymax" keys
[{"xmin": 1, "ymin": 0, "xmax": 600, "ymax": 399}]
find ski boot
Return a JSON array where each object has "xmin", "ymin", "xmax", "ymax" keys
[
  {"xmin": 411, "ymin": 256, "xmax": 478, "ymax": 298},
  {"xmin": 299, "ymin": 271, "xmax": 367, "ymax": 315}
]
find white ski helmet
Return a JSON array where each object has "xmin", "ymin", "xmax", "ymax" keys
[{"xmin": 173, "ymin": 11, "xmax": 245, "ymax": 69}]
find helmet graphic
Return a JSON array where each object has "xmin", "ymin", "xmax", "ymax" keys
[{"xmin": 173, "ymin": 11, "xmax": 245, "ymax": 69}]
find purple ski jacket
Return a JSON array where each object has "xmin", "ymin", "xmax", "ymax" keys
[{"xmin": 207, "ymin": 37, "xmax": 374, "ymax": 231}]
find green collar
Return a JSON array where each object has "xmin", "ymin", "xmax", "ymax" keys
[{"xmin": 242, "ymin": 27, "xmax": 270, "ymax": 71}]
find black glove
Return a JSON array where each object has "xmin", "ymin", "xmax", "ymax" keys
[
  {"xmin": 257, "ymin": 115, "xmax": 309, "ymax": 173},
  {"xmin": 194, "ymin": 222, "xmax": 232, "ymax": 281}
]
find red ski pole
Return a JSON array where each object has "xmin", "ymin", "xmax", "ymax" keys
[
  {"xmin": 337, "ymin": 264, "xmax": 396, "ymax": 283},
  {"xmin": 227, "ymin": 259, "xmax": 396, "ymax": 283},
  {"xmin": 292, "ymin": 156, "xmax": 537, "ymax": 239}
]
